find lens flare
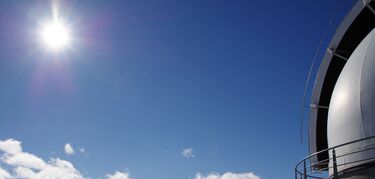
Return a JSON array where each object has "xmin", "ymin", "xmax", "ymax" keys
[{"xmin": 40, "ymin": 21, "xmax": 71, "ymax": 50}]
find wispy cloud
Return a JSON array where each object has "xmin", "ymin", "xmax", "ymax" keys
[
  {"xmin": 195, "ymin": 172, "xmax": 260, "ymax": 179},
  {"xmin": 64, "ymin": 143, "xmax": 75, "ymax": 155},
  {"xmin": 181, "ymin": 148, "xmax": 195, "ymax": 158},
  {"xmin": 105, "ymin": 171, "xmax": 131, "ymax": 179}
]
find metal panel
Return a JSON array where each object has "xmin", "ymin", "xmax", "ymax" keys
[
  {"xmin": 308, "ymin": 0, "xmax": 371, "ymax": 166},
  {"xmin": 328, "ymin": 28, "xmax": 375, "ymax": 174}
]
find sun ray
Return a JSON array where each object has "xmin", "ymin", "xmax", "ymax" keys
[{"xmin": 38, "ymin": 1, "xmax": 72, "ymax": 51}]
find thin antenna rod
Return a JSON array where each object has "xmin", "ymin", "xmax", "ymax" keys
[{"xmin": 300, "ymin": 26, "xmax": 330, "ymax": 144}]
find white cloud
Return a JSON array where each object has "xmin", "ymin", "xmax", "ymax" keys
[
  {"xmin": 0, "ymin": 166, "xmax": 12, "ymax": 179},
  {"xmin": 31, "ymin": 158, "xmax": 84, "ymax": 179},
  {"xmin": 3, "ymin": 152, "xmax": 47, "ymax": 170},
  {"xmin": 0, "ymin": 139, "xmax": 22, "ymax": 154},
  {"xmin": 0, "ymin": 139, "xmax": 133, "ymax": 179},
  {"xmin": 0, "ymin": 139, "xmax": 261, "ymax": 179},
  {"xmin": 0, "ymin": 139, "xmax": 86, "ymax": 179},
  {"xmin": 0, "ymin": 139, "xmax": 47, "ymax": 170},
  {"xmin": 181, "ymin": 148, "xmax": 195, "ymax": 158},
  {"xmin": 64, "ymin": 143, "xmax": 75, "ymax": 155},
  {"xmin": 105, "ymin": 171, "xmax": 131, "ymax": 179},
  {"xmin": 14, "ymin": 166, "xmax": 38, "ymax": 178},
  {"xmin": 195, "ymin": 172, "xmax": 260, "ymax": 179}
]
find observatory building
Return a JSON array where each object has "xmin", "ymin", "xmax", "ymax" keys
[{"xmin": 295, "ymin": 1, "xmax": 375, "ymax": 179}]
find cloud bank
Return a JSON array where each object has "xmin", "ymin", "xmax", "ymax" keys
[
  {"xmin": 0, "ymin": 139, "xmax": 259, "ymax": 179},
  {"xmin": 0, "ymin": 139, "xmax": 129, "ymax": 179}
]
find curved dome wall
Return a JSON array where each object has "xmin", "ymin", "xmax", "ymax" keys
[
  {"xmin": 308, "ymin": 0, "xmax": 375, "ymax": 169},
  {"xmin": 328, "ymin": 28, "xmax": 375, "ymax": 173}
]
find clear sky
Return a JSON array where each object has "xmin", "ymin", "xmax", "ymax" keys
[{"xmin": 0, "ymin": 0, "xmax": 356, "ymax": 179}]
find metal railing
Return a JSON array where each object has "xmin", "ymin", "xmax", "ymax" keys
[{"xmin": 295, "ymin": 136, "xmax": 375, "ymax": 179}]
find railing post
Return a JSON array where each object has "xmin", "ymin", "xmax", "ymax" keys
[
  {"xmin": 303, "ymin": 160, "xmax": 307, "ymax": 179},
  {"xmin": 332, "ymin": 148, "xmax": 338, "ymax": 178}
]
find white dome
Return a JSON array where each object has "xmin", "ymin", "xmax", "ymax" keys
[{"xmin": 328, "ymin": 27, "xmax": 375, "ymax": 173}]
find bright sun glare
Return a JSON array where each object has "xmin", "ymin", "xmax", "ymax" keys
[{"xmin": 40, "ymin": 21, "xmax": 71, "ymax": 50}]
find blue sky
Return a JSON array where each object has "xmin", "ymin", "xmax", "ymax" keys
[{"xmin": 0, "ymin": 0, "xmax": 355, "ymax": 179}]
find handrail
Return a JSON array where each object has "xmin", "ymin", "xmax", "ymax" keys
[
  {"xmin": 295, "ymin": 135, "xmax": 375, "ymax": 179},
  {"xmin": 300, "ymin": 135, "xmax": 375, "ymax": 164}
]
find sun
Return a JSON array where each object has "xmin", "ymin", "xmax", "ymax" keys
[{"xmin": 40, "ymin": 20, "xmax": 71, "ymax": 51}]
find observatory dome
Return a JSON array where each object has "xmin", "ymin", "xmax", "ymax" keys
[{"xmin": 328, "ymin": 27, "xmax": 375, "ymax": 172}]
